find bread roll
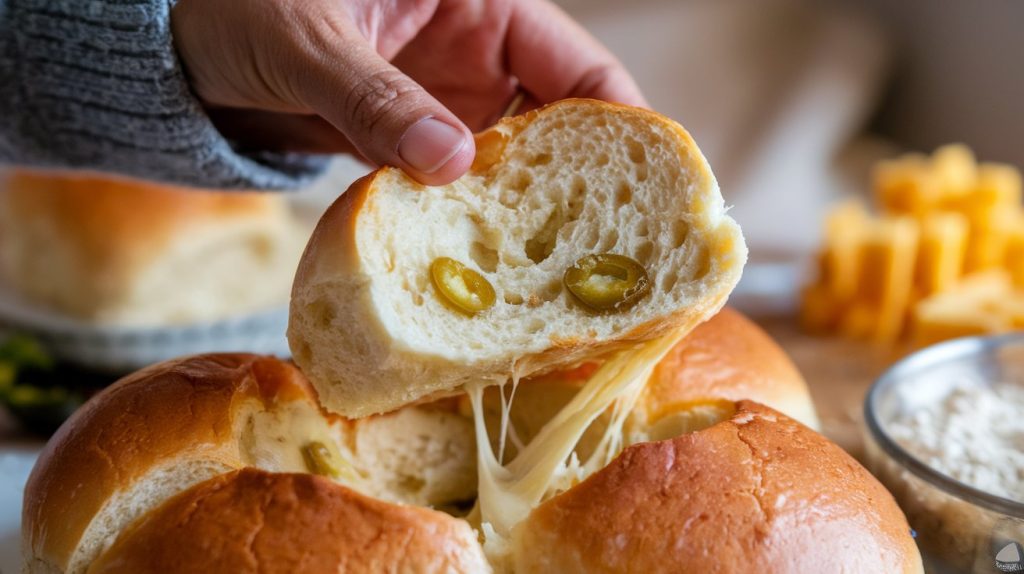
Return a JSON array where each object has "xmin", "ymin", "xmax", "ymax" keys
[
  {"xmin": 289, "ymin": 99, "xmax": 747, "ymax": 417},
  {"xmin": 0, "ymin": 170, "xmax": 305, "ymax": 324},
  {"xmin": 86, "ymin": 469, "xmax": 489, "ymax": 574},
  {"xmin": 23, "ymin": 348, "xmax": 920, "ymax": 573},
  {"xmin": 514, "ymin": 400, "xmax": 922, "ymax": 573},
  {"xmin": 22, "ymin": 354, "xmax": 478, "ymax": 574}
]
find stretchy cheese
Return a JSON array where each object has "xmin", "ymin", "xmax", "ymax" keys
[{"xmin": 467, "ymin": 329, "xmax": 685, "ymax": 564}]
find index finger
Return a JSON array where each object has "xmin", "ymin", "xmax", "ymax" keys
[{"xmin": 506, "ymin": 0, "xmax": 647, "ymax": 107}]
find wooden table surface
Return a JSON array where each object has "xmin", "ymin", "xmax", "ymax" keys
[{"xmin": 753, "ymin": 313, "xmax": 906, "ymax": 461}]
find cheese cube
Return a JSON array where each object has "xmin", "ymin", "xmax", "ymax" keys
[
  {"xmin": 874, "ymin": 156, "xmax": 941, "ymax": 217},
  {"xmin": 932, "ymin": 144, "xmax": 977, "ymax": 204},
  {"xmin": 912, "ymin": 271, "xmax": 1014, "ymax": 347},
  {"xmin": 855, "ymin": 217, "xmax": 919, "ymax": 342},
  {"xmin": 964, "ymin": 209, "xmax": 1016, "ymax": 273},
  {"xmin": 915, "ymin": 212, "xmax": 968, "ymax": 296},
  {"xmin": 821, "ymin": 201, "xmax": 868, "ymax": 301},
  {"xmin": 1006, "ymin": 225, "xmax": 1024, "ymax": 287}
]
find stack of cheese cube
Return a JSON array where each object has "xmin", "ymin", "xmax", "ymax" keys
[{"xmin": 801, "ymin": 144, "xmax": 1024, "ymax": 347}]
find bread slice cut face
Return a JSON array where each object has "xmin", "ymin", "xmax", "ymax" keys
[{"xmin": 289, "ymin": 99, "xmax": 748, "ymax": 418}]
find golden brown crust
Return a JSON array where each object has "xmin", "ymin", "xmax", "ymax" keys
[
  {"xmin": 515, "ymin": 401, "xmax": 923, "ymax": 573},
  {"xmin": 641, "ymin": 308, "xmax": 818, "ymax": 425},
  {"xmin": 26, "ymin": 350, "xmax": 917, "ymax": 572},
  {"xmin": 289, "ymin": 171, "xmax": 376, "ymax": 307},
  {"xmin": 1, "ymin": 170, "xmax": 281, "ymax": 282},
  {"xmin": 21, "ymin": 354, "xmax": 316, "ymax": 573},
  {"xmin": 86, "ymin": 468, "xmax": 488, "ymax": 574}
]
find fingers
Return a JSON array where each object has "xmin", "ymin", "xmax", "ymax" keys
[
  {"xmin": 292, "ymin": 20, "xmax": 474, "ymax": 185},
  {"xmin": 506, "ymin": 0, "xmax": 647, "ymax": 108}
]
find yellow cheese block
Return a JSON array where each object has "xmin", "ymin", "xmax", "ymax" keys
[
  {"xmin": 964, "ymin": 209, "xmax": 1016, "ymax": 273},
  {"xmin": 821, "ymin": 201, "xmax": 869, "ymax": 302},
  {"xmin": 855, "ymin": 217, "xmax": 919, "ymax": 343},
  {"xmin": 874, "ymin": 155, "xmax": 941, "ymax": 217},
  {"xmin": 806, "ymin": 144, "xmax": 1024, "ymax": 347},
  {"xmin": 932, "ymin": 144, "xmax": 977, "ymax": 203},
  {"xmin": 915, "ymin": 212, "xmax": 968, "ymax": 296},
  {"xmin": 912, "ymin": 272, "xmax": 1018, "ymax": 347},
  {"xmin": 1006, "ymin": 225, "xmax": 1024, "ymax": 287}
]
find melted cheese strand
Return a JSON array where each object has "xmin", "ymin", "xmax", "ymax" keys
[
  {"xmin": 468, "ymin": 328, "xmax": 686, "ymax": 559},
  {"xmin": 496, "ymin": 375, "xmax": 520, "ymax": 464}
]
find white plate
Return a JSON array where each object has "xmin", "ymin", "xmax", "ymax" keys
[
  {"xmin": 0, "ymin": 286, "xmax": 292, "ymax": 373},
  {"xmin": 0, "ymin": 442, "xmax": 41, "ymax": 574}
]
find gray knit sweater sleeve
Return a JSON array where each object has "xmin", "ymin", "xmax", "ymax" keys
[{"xmin": 0, "ymin": 0, "xmax": 328, "ymax": 190}]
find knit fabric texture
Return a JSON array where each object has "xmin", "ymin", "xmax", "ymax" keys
[{"xmin": 0, "ymin": 0, "xmax": 328, "ymax": 189}]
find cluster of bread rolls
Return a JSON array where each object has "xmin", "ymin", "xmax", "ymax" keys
[{"xmin": 23, "ymin": 100, "xmax": 921, "ymax": 573}]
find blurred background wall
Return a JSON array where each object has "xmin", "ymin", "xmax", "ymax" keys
[
  {"xmin": 553, "ymin": 0, "xmax": 1023, "ymax": 258},
  {"xmin": 850, "ymin": 0, "xmax": 1024, "ymax": 168}
]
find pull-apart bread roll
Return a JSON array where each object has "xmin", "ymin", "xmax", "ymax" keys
[
  {"xmin": 288, "ymin": 98, "xmax": 747, "ymax": 417},
  {"xmin": 23, "ymin": 346, "xmax": 919, "ymax": 573},
  {"xmin": 0, "ymin": 171, "xmax": 305, "ymax": 325},
  {"xmin": 22, "ymin": 354, "xmax": 487, "ymax": 574},
  {"xmin": 24, "ymin": 100, "xmax": 921, "ymax": 573}
]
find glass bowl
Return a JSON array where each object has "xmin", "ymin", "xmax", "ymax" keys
[{"xmin": 864, "ymin": 333, "xmax": 1024, "ymax": 574}]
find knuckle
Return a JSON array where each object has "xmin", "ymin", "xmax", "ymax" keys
[{"xmin": 343, "ymin": 69, "xmax": 423, "ymax": 134}]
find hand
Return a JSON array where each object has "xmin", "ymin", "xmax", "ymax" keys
[{"xmin": 171, "ymin": 0, "xmax": 646, "ymax": 185}]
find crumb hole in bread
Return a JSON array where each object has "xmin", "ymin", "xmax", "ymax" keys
[
  {"xmin": 570, "ymin": 175, "xmax": 586, "ymax": 200},
  {"xmin": 596, "ymin": 153, "xmax": 610, "ymax": 167},
  {"xmin": 525, "ymin": 210, "xmax": 560, "ymax": 264},
  {"xmin": 526, "ymin": 318, "xmax": 545, "ymax": 333},
  {"xmin": 538, "ymin": 278, "xmax": 563, "ymax": 302},
  {"xmin": 511, "ymin": 170, "xmax": 532, "ymax": 191},
  {"xmin": 672, "ymin": 220, "xmax": 689, "ymax": 248},
  {"xmin": 582, "ymin": 226, "xmax": 600, "ymax": 250},
  {"xmin": 636, "ymin": 240, "xmax": 654, "ymax": 264},
  {"xmin": 499, "ymin": 170, "xmax": 533, "ymax": 208},
  {"xmin": 525, "ymin": 177, "xmax": 587, "ymax": 264},
  {"xmin": 637, "ymin": 223, "xmax": 649, "ymax": 238},
  {"xmin": 661, "ymin": 272, "xmax": 679, "ymax": 293},
  {"xmin": 635, "ymin": 164, "xmax": 649, "ymax": 182},
  {"xmin": 691, "ymin": 246, "xmax": 711, "ymax": 280},
  {"xmin": 615, "ymin": 182, "xmax": 632, "ymax": 207},
  {"xmin": 470, "ymin": 241, "xmax": 499, "ymax": 273},
  {"xmin": 626, "ymin": 137, "xmax": 646, "ymax": 164},
  {"xmin": 528, "ymin": 152, "xmax": 552, "ymax": 166},
  {"xmin": 504, "ymin": 293, "xmax": 524, "ymax": 305},
  {"xmin": 599, "ymin": 228, "xmax": 620, "ymax": 252}
]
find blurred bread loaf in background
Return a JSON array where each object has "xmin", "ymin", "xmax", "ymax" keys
[{"xmin": 0, "ymin": 170, "xmax": 308, "ymax": 325}]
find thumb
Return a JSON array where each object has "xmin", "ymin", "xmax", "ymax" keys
[{"xmin": 296, "ymin": 40, "xmax": 474, "ymax": 186}]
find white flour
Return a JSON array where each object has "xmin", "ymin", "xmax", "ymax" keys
[{"xmin": 889, "ymin": 381, "xmax": 1024, "ymax": 503}]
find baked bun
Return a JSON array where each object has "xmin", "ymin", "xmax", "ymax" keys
[
  {"xmin": 0, "ymin": 170, "xmax": 306, "ymax": 324},
  {"xmin": 288, "ymin": 99, "xmax": 747, "ymax": 417},
  {"xmin": 86, "ymin": 469, "xmax": 488, "ymax": 574},
  {"xmin": 23, "ymin": 349, "xmax": 921, "ymax": 573},
  {"xmin": 22, "ymin": 354, "xmax": 480, "ymax": 574},
  {"xmin": 514, "ymin": 400, "xmax": 921, "ymax": 573}
]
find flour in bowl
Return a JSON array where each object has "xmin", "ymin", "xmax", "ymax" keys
[{"xmin": 889, "ymin": 381, "xmax": 1024, "ymax": 503}]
